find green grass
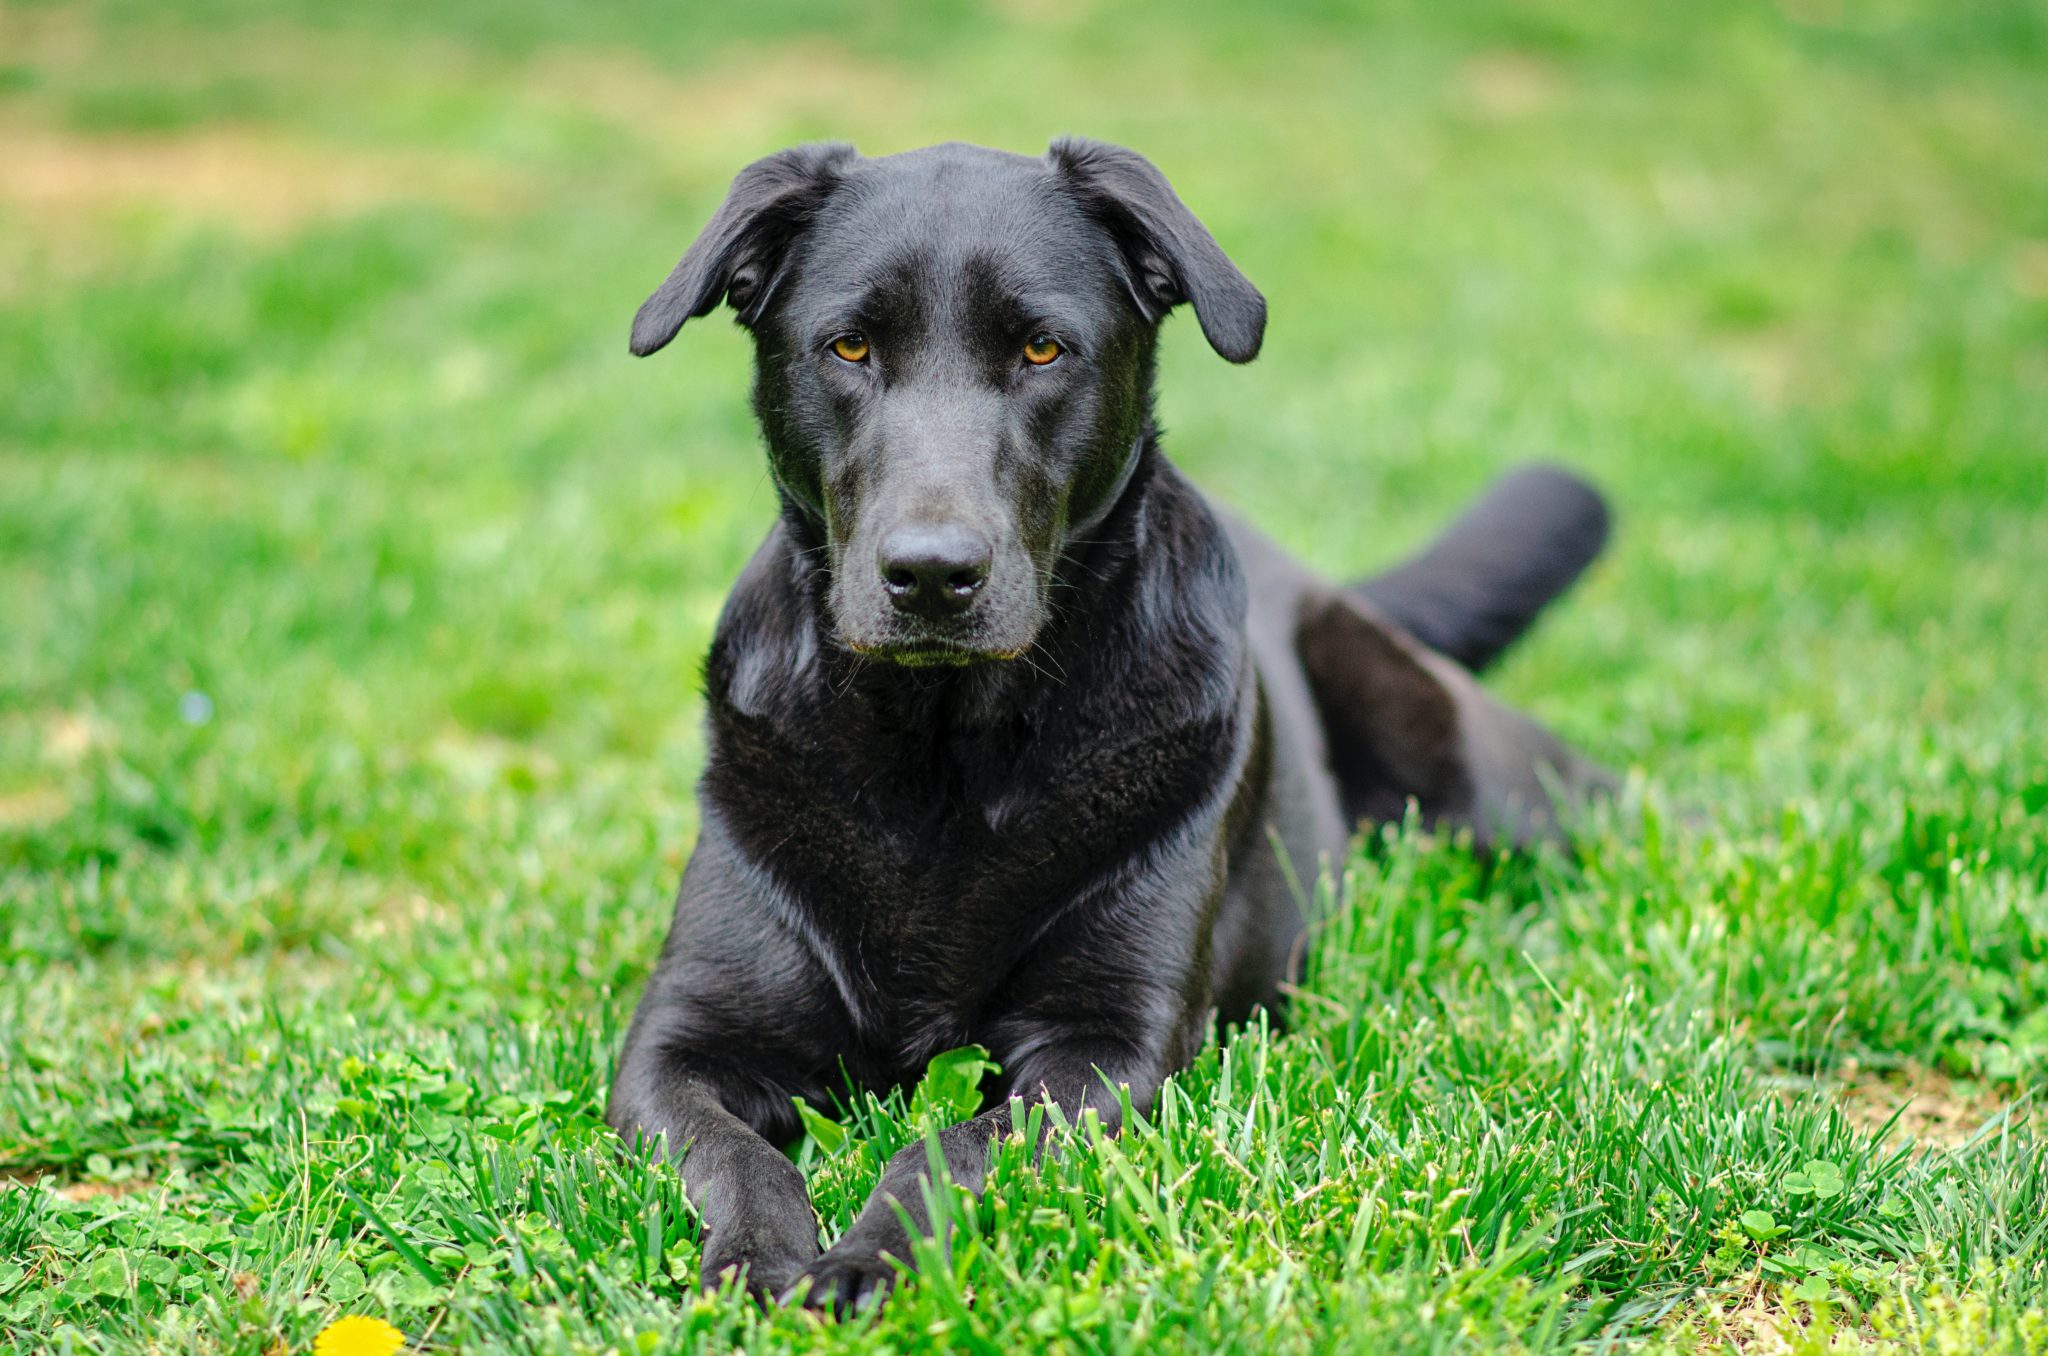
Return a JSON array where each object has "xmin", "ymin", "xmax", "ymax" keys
[{"xmin": 3, "ymin": 0, "xmax": 2047, "ymax": 1350}]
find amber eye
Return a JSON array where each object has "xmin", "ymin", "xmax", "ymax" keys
[
  {"xmin": 831, "ymin": 333, "xmax": 870, "ymax": 363},
  {"xmin": 1022, "ymin": 334, "xmax": 1063, "ymax": 366}
]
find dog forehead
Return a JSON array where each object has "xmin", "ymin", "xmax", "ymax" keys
[
  {"xmin": 796, "ymin": 144, "xmax": 1116, "ymax": 303},
  {"xmin": 848, "ymin": 141, "xmax": 1056, "ymax": 225}
]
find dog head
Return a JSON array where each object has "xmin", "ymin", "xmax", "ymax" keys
[{"xmin": 631, "ymin": 139, "xmax": 1264, "ymax": 665}]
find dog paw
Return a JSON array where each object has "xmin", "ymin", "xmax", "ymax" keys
[
  {"xmin": 699, "ymin": 1233, "xmax": 816, "ymax": 1302},
  {"xmin": 785, "ymin": 1248, "xmax": 899, "ymax": 1313}
]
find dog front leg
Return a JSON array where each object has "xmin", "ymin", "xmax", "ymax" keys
[
  {"xmin": 609, "ymin": 1068, "xmax": 820, "ymax": 1297},
  {"xmin": 790, "ymin": 1041, "xmax": 1157, "ymax": 1311}
]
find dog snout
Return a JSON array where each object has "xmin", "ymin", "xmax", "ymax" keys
[{"xmin": 877, "ymin": 523, "xmax": 992, "ymax": 619}]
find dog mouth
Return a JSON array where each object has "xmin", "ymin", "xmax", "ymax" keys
[{"xmin": 844, "ymin": 637, "xmax": 1025, "ymax": 668}]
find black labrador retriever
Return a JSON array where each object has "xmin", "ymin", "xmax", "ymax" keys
[{"xmin": 608, "ymin": 138, "xmax": 1611, "ymax": 1310}]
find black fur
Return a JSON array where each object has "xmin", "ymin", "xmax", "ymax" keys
[
  {"xmin": 1357, "ymin": 464, "xmax": 1612, "ymax": 673},
  {"xmin": 609, "ymin": 139, "xmax": 1613, "ymax": 1312}
]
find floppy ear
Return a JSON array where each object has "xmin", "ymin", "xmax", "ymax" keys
[
  {"xmin": 630, "ymin": 142, "xmax": 860, "ymax": 357},
  {"xmin": 1047, "ymin": 137, "xmax": 1266, "ymax": 363}
]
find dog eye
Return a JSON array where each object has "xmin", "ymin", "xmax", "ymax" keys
[
  {"xmin": 1022, "ymin": 334, "xmax": 1063, "ymax": 366},
  {"xmin": 831, "ymin": 333, "xmax": 871, "ymax": 363}
]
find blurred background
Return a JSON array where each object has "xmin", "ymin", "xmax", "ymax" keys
[
  {"xmin": 3, "ymin": 0, "xmax": 2046, "ymax": 1183},
  {"xmin": 4, "ymin": 2, "xmax": 2048, "ymax": 1348}
]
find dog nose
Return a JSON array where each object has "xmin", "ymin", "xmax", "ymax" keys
[{"xmin": 878, "ymin": 523, "xmax": 992, "ymax": 618}]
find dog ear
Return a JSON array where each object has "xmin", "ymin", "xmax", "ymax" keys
[
  {"xmin": 630, "ymin": 142, "xmax": 860, "ymax": 357},
  {"xmin": 1047, "ymin": 137, "xmax": 1266, "ymax": 363}
]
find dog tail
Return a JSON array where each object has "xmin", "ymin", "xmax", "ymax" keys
[{"xmin": 1354, "ymin": 463, "xmax": 1610, "ymax": 674}]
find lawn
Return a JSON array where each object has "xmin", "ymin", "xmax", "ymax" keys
[{"xmin": 2, "ymin": 0, "xmax": 2046, "ymax": 1350}]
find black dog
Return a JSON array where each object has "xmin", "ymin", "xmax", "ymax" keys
[{"xmin": 608, "ymin": 138, "xmax": 1611, "ymax": 1310}]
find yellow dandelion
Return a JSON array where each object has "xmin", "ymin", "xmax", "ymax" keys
[{"xmin": 312, "ymin": 1314, "xmax": 407, "ymax": 1356}]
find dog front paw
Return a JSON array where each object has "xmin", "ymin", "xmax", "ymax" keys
[
  {"xmin": 786, "ymin": 1247, "xmax": 900, "ymax": 1313},
  {"xmin": 699, "ymin": 1227, "xmax": 817, "ymax": 1301}
]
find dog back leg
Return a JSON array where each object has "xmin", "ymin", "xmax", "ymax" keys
[{"xmin": 1294, "ymin": 588, "xmax": 1611, "ymax": 847}]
